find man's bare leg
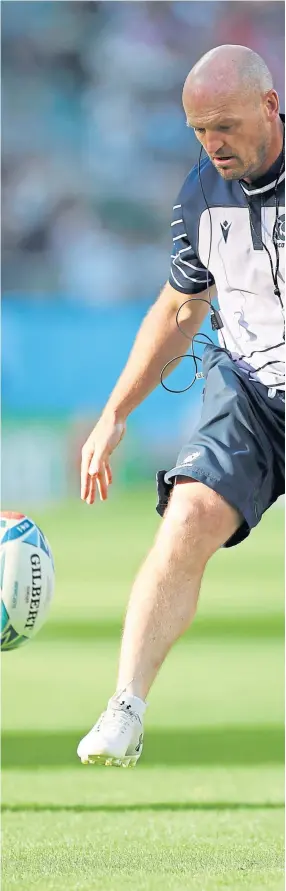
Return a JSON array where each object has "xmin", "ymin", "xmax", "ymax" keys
[
  {"xmin": 77, "ymin": 480, "xmax": 241, "ymax": 765},
  {"xmin": 116, "ymin": 480, "xmax": 241, "ymax": 700}
]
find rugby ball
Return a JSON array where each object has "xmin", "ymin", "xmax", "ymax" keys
[{"xmin": 1, "ymin": 511, "xmax": 55, "ymax": 651}]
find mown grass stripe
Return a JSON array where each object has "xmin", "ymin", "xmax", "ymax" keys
[
  {"xmin": 2, "ymin": 725, "xmax": 284, "ymax": 768},
  {"xmin": 37, "ymin": 615, "xmax": 284, "ymax": 643},
  {"xmin": 1, "ymin": 802, "xmax": 284, "ymax": 813}
]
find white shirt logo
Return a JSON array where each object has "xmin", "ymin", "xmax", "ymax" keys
[
  {"xmin": 220, "ymin": 220, "xmax": 232, "ymax": 243},
  {"xmin": 183, "ymin": 451, "xmax": 200, "ymax": 464}
]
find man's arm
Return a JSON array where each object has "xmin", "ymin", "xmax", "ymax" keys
[
  {"xmin": 81, "ymin": 280, "xmax": 215, "ymax": 503},
  {"xmin": 105, "ymin": 280, "xmax": 215, "ymax": 419}
]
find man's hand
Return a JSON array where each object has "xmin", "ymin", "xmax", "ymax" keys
[{"xmin": 81, "ymin": 414, "xmax": 126, "ymax": 504}]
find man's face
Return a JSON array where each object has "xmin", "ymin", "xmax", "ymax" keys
[{"xmin": 183, "ymin": 89, "xmax": 272, "ymax": 181}]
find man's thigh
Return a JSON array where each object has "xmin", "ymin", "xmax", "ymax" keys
[{"xmin": 156, "ymin": 346, "xmax": 283, "ymax": 548}]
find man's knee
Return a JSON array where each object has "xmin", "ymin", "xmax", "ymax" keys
[{"xmin": 161, "ymin": 477, "xmax": 242, "ymax": 556}]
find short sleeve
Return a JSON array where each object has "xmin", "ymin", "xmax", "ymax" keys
[{"xmin": 169, "ymin": 202, "xmax": 215, "ymax": 294}]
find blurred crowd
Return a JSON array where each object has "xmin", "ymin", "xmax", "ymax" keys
[{"xmin": 2, "ymin": 1, "xmax": 285, "ymax": 303}]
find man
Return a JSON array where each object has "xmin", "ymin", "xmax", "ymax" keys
[{"xmin": 77, "ymin": 45, "xmax": 285, "ymax": 767}]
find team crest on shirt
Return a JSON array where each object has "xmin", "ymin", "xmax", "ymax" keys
[{"xmin": 274, "ymin": 213, "xmax": 285, "ymax": 247}]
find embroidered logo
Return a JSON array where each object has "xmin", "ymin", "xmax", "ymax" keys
[
  {"xmin": 220, "ymin": 220, "xmax": 232, "ymax": 243},
  {"xmin": 183, "ymin": 451, "xmax": 200, "ymax": 465}
]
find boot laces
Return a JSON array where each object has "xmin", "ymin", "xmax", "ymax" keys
[{"xmin": 94, "ymin": 708, "xmax": 139, "ymax": 737}]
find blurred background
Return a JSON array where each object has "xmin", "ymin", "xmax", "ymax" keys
[
  {"xmin": 2, "ymin": 0, "xmax": 285, "ymax": 505},
  {"xmin": 1, "ymin": 0, "xmax": 284, "ymax": 837}
]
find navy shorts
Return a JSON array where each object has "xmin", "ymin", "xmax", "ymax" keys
[{"xmin": 156, "ymin": 345, "xmax": 285, "ymax": 547}]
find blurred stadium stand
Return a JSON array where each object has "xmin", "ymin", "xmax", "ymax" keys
[{"xmin": 2, "ymin": 1, "xmax": 284, "ymax": 300}]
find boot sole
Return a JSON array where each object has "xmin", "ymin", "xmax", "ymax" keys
[{"xmin": 80, "ymin": 754, "xmax": 138, "ymax": 767}]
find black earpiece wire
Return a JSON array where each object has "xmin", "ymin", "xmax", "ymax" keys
[
  {"xmin": 161, "ymin": 129, "xmax": 285, "ymax": 394},
  {"xmin": 160, "ymin": 148, "xmax": 225, "ymax": 394}
]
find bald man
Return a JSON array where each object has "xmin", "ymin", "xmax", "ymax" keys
[{"xmin": 78, "ymin": 46, "xmax": 285, "ymax": 767}]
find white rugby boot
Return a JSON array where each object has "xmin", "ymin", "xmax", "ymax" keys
[{"xmin": 77, "ymin": 693, "xmax": 147, "ymax": 767}]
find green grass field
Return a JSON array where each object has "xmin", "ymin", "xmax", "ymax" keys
[{"xmin": 1, "ymin": 487, "xmax": 284, "ymax": 890}]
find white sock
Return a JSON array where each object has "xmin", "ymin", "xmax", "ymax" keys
[{"xmin": 109, "ymin": 691, "xmax": 147, "ymax": 718}]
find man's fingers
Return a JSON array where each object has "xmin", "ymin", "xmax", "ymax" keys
[
  {"xmin": 81, "ymin": 448, "xmax": 94, "ymax": 500},
  {"xmin": 81, "ymin": 443, "xmax": 112, "ymax": 504},
  {"xmin": 96, "ymin": 469, "xmax": 108, "ymax": 501},
  {"xmin": 89, "ymin": 459, "xmax": 112, "ymax": 498},
  {"xmin": 105, "ymin": 463, "xmax": 112, "ymax": 485},
  {"xmin": 89, "ymin": 454, "xmax": 103, "ymax": 475},
  {"xmin": 85, "ymin": 474, "xmax": 97, "ymax": 505}
]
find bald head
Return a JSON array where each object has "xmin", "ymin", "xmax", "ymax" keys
[
  {"xmin": 182, "ymin": 45, "xmax": 282, "ymax": 182},
  {"xmin": 183, "ymin": 45, "xmax": 273, "ymax": 105}
]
